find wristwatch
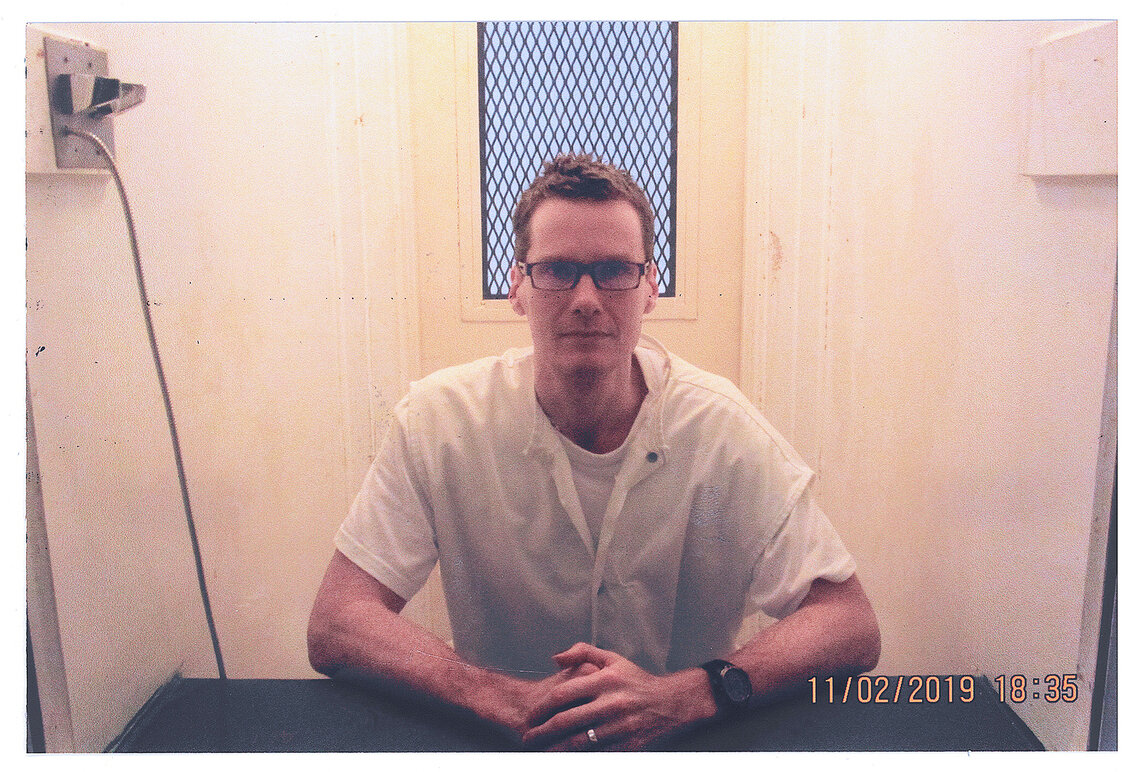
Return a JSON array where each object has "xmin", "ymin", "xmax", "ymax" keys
[{"xmin": 700, "ymin": 659, "xmax": 753, "ymax": 714}]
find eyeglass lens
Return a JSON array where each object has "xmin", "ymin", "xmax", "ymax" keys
[{"xmin": 529, "ymin": 261, "xmax": 644, "ymax": 290}]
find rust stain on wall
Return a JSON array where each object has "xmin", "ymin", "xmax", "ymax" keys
[{"xmin": 768, "ymin": 230, "xmax": 784, "ymax": 275}]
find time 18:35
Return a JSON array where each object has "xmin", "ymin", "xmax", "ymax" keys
[{"xmin": 994, "ymin": 674, "xmax": 1079, "ymax": 703}]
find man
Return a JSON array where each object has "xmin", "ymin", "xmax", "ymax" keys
[{"xmin": 308, "ymin": 154, "xmax": 880, "ymax": 751}]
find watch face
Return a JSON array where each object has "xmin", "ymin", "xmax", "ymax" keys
[{"xmin": 722, "ymin": 668, "xmax": 751, "ymax": 702}]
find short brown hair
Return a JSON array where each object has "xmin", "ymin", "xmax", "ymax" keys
[{"xmin": 512, "ymin": 154, "xmax": 655, "ymax": 265}]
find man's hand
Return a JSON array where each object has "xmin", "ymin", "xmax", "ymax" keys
[
  {"xmin": 520, "ymin": 643, "xmax": 716, "ymax": 751},
  {"xmin": 489, "ymin": 660, "xmax": 601, "ymax": 741}
]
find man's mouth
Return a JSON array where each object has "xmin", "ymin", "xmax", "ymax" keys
[{"xmin": 560, "ymin": 330, "xmax": 610, "ymax": 338}]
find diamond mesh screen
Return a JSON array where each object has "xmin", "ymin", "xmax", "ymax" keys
[{"xmin": 478, "ymin": 21, "xmax": 679, "ymax": 298}]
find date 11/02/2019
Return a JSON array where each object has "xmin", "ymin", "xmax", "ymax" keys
[{"xmin": 808, "ymin": 674, "xmax": 1080, "ymax": 704}]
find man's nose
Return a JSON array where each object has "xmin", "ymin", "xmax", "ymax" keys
[{"xmin": 569, "ymin": 272, "xmax": 603, "ymax": 314}]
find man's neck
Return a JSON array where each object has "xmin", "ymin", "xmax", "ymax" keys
[{"xmin": 535, "ymin": 355, "xmax": 647, "ymax": 454}]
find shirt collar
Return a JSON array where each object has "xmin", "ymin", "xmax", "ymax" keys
[{"xmin": 522, "ymin": 334, "xmax": 670, "ymax": 462}]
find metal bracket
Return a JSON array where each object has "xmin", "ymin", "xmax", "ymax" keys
[{"xmin": 44, "ymin": 36, "xmax": 113, "ymax": 170}]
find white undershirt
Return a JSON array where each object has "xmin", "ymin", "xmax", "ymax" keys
[
  {"xmin": 557, "ymin": 416, "xmax": 644, "ymax": 547},
  {"xmin": 558, "ymin": 433, "xmax": 625, "ymax": 546}
]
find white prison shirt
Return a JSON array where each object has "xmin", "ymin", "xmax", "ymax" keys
[{"xmin": 335, "ymin": 336, "xmax": 855, "ymax": 678}]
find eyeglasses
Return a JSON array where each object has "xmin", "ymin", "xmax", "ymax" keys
[{"xmin": 520, "ymin": 260, "xmax": 649, "ymax": 291}]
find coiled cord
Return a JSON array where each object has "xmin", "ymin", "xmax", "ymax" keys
[{"xmin": 63, "ymin": 127, "xmax": 226, "ymax": 679}]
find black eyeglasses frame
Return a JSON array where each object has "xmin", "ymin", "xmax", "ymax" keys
[{"xmin": 518, "ymin": 260, "xmax": 650, "ymax": 292}]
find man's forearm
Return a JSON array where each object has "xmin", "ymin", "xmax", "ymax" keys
[
  {"xmin": 309, "ymin": 597, "xmax": 502, "ymax": 716},
  {"xmin": 727, "ymin": 575, "xmax": 881, "ymax": 706},
  {"xmin": 307, "ymin": 552, "xmax": 534, "ymax": 732},
  {"xmin": 641, "ymin": 575, "xmax": 880, "ymax": 741}
]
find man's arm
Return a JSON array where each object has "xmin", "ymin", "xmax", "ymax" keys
[
  {"xmin": 521, "ymin": 573, "xmax": 880, "ymax": 751},
  {"xmin": 307, "ymin": 549, "xmax": 592, "ymax": 740}
]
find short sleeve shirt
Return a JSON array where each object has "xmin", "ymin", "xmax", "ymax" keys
[{"xmin": 335, "ymin": 336, "xmax": 855, "ymax": 677}]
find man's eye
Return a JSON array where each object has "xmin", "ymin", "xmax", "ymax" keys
[
  {"xmin": 594, "ymin": 262, "xmax": 630, "ymax": 282},
  {"xmin": 544, "ymin": 262, "xmax": 580, "ymax": 282}
]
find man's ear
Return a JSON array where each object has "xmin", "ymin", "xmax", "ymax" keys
[
  {"xmin": 507, "ymin": 263, "xmax": 527, "ymax": 317},
  {"xmin": 643, "ymin": 261, "xmax": 659, "ymax": 315}
]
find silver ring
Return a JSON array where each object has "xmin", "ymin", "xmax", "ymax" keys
[{"xmin": 586, "ymin": 728, "xmax": 599, "ymax": 745}]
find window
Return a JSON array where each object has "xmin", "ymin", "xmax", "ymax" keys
[{"xmin": 477, "ymin": 21, "xmax": 679, "ymax": 299}]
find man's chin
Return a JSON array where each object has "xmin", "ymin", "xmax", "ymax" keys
[
  {"xmin": 555, "ymin": 352, "xmax": 614, "ymax": 386},
  {"xmin": 540, "ymin": 337, "xmax": 634, "ymax": 383}
]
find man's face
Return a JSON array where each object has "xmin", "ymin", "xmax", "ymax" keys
[{"xmin": 508, "ymin": 197, "xmax": 658, "ymax": 383}]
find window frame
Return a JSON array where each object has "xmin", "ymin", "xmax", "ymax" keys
[
  {"xmin": 455, "ymin": 23, "xmax": 700, "ymax": 322},
  {"xmin": 475, "ymin": 21, "xmax": 680, "ymax": 301}
]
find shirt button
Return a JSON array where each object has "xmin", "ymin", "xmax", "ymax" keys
[{"xmin": 646, "ymin": 451, "xmax": 659, "ymax": 463}]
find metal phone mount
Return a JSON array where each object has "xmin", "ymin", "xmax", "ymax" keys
[
  {"xmin": 44, "ymin": 36, "xmax": 146, "ymax": 170},
  {"xmin": 53, "ymin": 74, "xmax": 146, "ymax": 118}
]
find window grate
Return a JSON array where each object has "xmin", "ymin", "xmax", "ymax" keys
[{"xmin": 478, "ymin": 21, "xmax": 679, "ymax": 299}]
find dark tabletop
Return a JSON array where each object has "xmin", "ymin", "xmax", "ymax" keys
[{"xmin": 110, "ymin": 674, "xmax": 1043, "ymax": 752}]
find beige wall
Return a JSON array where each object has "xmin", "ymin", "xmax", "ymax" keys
[
  {"xmin": 26, "ymin": 22, "xmax": 416, "ymax": 750},
  {"xmin": 743, "ymin": 21, "xmax": 1116, "ymax": 750},
  {"xmin": 408, "ymin": 24, "xmax": 532, "ymax": 374}
]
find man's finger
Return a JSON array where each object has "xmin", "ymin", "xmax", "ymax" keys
[
  {"xmin": 522, "ymin": 699, "xmax": 614, "ymax": 749},
  {"xmin": 537, "ymin": 716, "xmax": 641, "ymax": 752},
  {"xmin": 552, "ymin": 642, "xmax": 620, "ymax": 669},
  {"xmin": 525, "ymin": 669, "xmax": 605, "ymax": 728},
  {"xmin": 541, "ymin": 727, "xmax": 600, "ymax": 753},
  {"xmin": 559, "ymin": 661, "xmax": 600, "ymax": 679}
]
